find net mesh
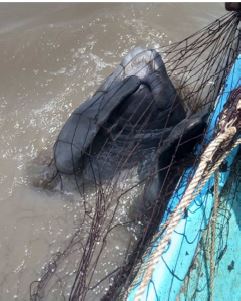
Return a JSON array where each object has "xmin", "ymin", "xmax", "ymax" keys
[
  {"xmin": 179, "ymin": 151, "xmax": 241, "ymax": 301},
  {"xmin": 30, "ymin": 11, "xmax": 240, "ymax": 301}
]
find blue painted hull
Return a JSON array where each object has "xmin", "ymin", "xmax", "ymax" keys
[
  {"xmin": 179, "ymin": 158, "xmax": 241, "ymax": 301},
  {"xmin": 127, "ymin": 56, "xmax": 241, "ymax": 301}
]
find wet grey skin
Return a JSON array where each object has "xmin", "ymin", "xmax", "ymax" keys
[{"xmin": 29, "ymin": 47, "xmax": 206, "ymax": 202}]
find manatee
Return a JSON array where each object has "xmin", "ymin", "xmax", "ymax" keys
[
  {"xmin": 54, "ymin": 47, "xmax": 185, "ymax": 175},
  {"xmin": 28, "ymin": 47, "xmax": 206, "ymax": 207}
]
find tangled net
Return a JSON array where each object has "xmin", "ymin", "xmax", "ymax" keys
[
  {"xmin": 30, "ymin": 11, "xmax": 240, "ymax": 301},
  {"xmin": 179, "ymin": 150, "xmax": 241, "ymax": 301}
]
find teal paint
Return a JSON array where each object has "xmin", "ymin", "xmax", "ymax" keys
[
  {"xmin": 127, "ymin": 56, "xmax": 241, "ymax": 301},
  {"xmin": 179, "ymin": 154, "xmax": 241, "ymax": 301}
]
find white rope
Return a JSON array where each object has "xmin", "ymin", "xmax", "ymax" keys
[
  {"xmin": 129, "ymin": 91, "xmax": 241, "ymax": 300},
  {"xmin": 132, "ymin": 126, "xmax": 240, "ymax": 300}
]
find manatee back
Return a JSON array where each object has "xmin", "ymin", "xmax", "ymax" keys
[{"xmin": 53, "ymin": 47, "xmax": 185, "ymax": 177}]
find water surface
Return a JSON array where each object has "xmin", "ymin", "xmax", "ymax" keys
[{"xmin": 0, "ymin": 3, "xmax": 224, "ymax": 300}]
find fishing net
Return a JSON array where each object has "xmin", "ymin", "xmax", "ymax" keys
[
  {"xmin": 179, "ymin": 150, "xmax": 241, "ymax": 301},
  {"xmin": 30, "ymin": 11, "xmax": 240, "ymax": 301}
]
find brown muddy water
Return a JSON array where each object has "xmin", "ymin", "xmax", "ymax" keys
[{"xmin": 0, "ymin": 3, "xmax": 224, "ymax": 300}]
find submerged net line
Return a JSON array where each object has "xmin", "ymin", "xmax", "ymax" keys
[{"xmin": 29, "ymin": 11, "xmax": 241, "ymax": 301}]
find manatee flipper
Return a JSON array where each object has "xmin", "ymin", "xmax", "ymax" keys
[
  {"xmin": 143, "ymin": 111, "xmax": 207, "ymax": 209},
  {"xmin": 54, "ymin": 75, "xmax": 141, "ymax": 174},
  {"xmin": 159, "ymin": 111, "xmax": 208, "ymax": 159}
]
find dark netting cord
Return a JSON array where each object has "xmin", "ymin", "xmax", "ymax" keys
[
  {"xmin": 179, "ymin": 152, "xmax": 241, "ymax": 301},
  {"xmin": 30, "ymin": 12, "xmax": 240, "ymax": 301}
]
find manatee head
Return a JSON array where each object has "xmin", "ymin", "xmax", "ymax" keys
[
  {"xmin": 121, "ymin": 47, "xmax": 184, "ymax": 114},
  {"xmin": 122, "ymin": 47, "xmax": 162, "ymax": 80}
]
